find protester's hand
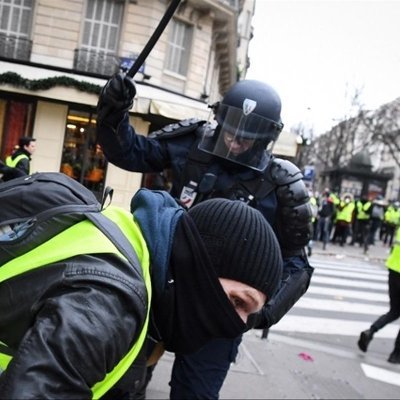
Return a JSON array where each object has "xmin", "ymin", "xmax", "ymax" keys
[{"xmin": 97, "ymin": 72, "xmax": 136, "ymax": 124}]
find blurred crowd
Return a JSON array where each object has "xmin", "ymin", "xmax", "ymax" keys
[{"xmin": 307, "ymin": 188, "xmax": 399, "ymax": 256}]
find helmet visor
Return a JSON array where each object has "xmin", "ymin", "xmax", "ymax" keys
[
  {"xmin": 199, "ymin": 120, "xmax": 271, "ymax": 172},
  {"xmin": 215, "ymin": 103, "xmax": 283, "ymax": 140}
]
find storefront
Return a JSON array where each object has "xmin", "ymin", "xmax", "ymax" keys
[{"xmin": 0, "ymin": 60, "xmax": 210, "ymax": 208}]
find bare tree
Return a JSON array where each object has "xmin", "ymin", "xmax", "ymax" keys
[
  {"xmin": 360, "ymin": 98, "xmax": 400, "ymax": 169},
  {"xmin": 302, "ymin": 85, "xmax": 366, "ymax": 170}
]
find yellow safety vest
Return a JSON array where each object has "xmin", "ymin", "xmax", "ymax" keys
[
  {"xmin": 385, "ymin": 207, "xmax": 400, "ymax": 225},
  {"xmin": 356, "ymin": 201, "xmax": 371, "ymax": 220},
  {"xmin": 386, "ymin": 227, "xmax": 400, "ymax": 274},
  {"xmin": 5, "ymin": 153, "xmax": 30, "ymax": 173},
  {"xmin": 336, "ymin": 201, "xmax": 355, "ymax": 223},
  {"xmin": 0, "ymin": 206, "xmax": 151, "ymax": 399}
]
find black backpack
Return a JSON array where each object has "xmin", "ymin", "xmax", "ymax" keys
[{"xmin": 0, "ymin": 172, "xmax": 139, "ymax": 267}]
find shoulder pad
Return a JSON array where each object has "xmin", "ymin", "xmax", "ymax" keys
[
  {"xmin": 268, "ymin": 158, "xmax": 304, "ymax": 185},
  {"xmin": 149, "ymin": 118, "xmax": 206, "ymax": 139}
]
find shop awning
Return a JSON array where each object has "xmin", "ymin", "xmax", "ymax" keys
[{"xmin": 0, "ymin": 60, "xmax": 210, "ymax": 120}]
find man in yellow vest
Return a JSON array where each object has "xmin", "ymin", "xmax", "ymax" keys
[
  {"xmin": 350, "ymin": 195, "xmax": 372, "ymax": 253},
  {"xmin": 333, "ymin": 193, "xmax": 355, "ymax": 246},
  {"xmin": 382, "ymin": 201, "xmax": 400, "ymax": 247},
  {"xmin": 3, "ymin": 136, "xmax": 36, "ymax": 180},
  {"xmin": 0, "ymin": 189, "xmax": 283, "ymax": 398},
  {"xmin": 357, "ymin": 226, "xmax": 400, "ymax": 364}
]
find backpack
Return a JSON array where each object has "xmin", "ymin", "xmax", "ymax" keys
[{"xmin": 0, "ymin": 172, "xmax": 139, "ymax": 267}]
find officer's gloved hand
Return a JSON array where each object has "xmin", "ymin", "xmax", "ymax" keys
[{"xmin": 97, "ymin": 72, "xmax": 136, "ymax": 125}]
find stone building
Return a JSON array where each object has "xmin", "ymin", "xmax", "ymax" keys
[{"xmin": 0, "ymin": 0, "xmax": 255, "ymax": 208}]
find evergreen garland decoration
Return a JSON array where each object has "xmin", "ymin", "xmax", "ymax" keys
[{"xmin": 0, "ymin": 71, "xmax": 102, "ymax": 95}]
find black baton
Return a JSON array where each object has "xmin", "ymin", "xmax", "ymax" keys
[{"xmin": 127, "ymin": 0, "xmax": 182, "ymax": 78}]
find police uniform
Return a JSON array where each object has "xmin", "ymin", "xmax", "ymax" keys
[
  {"xmin": 98, "ymin": 117, "xmax": 313, "ymax": 399},
  {"xmin": 96, "ymin": 76, "xmax": 314, "ymax": 399}
]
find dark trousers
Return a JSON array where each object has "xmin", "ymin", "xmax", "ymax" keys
[
  {"xmin": 383, "ymin": 224, "xmax": 397, "ymax": 246},
  {"xmin": 169, "ymin": 336, "xmax": 242, "ymax": 399},
  {"xmin": 334, "ymin": 221, "xmax": 350, "ymax": 246},
  {"xmin": 371, "ymin": 269, "xmax": 400, "ymax": 350},
  {"xmin": 316, "ymin": 217, "xmax": 331, "ymax": 246}
]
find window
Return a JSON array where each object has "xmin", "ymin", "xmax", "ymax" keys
[
  {"xmin": 60, "ymin": 110, "xmax": 107, "ymax": 200},
  {"xmin": 0, "ymin": 0, "xmax": 33, "ymax": 59},
  {"xmin": 75, "ymin": 0, "xmax": 123, "ymax": 74},
  {"xmin": 0, "ymin": 97, "xmax": 35, "ymax": 161},
  {"xmin": 164, "ymin": 19, "xmax": 193, "ymax": 76}
]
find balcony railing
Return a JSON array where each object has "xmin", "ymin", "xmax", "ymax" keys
[
  {"xmin": 0, "ymin": 34, "xmax": 32, "ymax": 61},
  {"xmin": 73, "ymin": 48, "xmax": 120, "ymax": 76}
]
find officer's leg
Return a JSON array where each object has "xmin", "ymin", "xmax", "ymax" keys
[{"xmin": 169, "ymin": 336, "xmax": 242, "ymax": 400}]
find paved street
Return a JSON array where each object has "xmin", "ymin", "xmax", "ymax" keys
[{"xmin": 146, "ymin": 240, "xmax": 400, "ymax": 399}]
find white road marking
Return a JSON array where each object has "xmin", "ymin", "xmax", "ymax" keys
[
  {"xmin": 311, "ymin": 275, "xmax": 387, "ymax": 291},
  {"xmin": 315, "ymin": 268, "xmax": 388, "ymax": 282},
  {"xmin": 307, "ymin": 286, "xmax": 389, "ymax": 302},
  {"xmin": 361, "ymin": 363, "xmax": 400, "ymax": 387},
  {"xmin": 293, "ymin": 297, "xmax": 389, "ymax": 315},
  {"xmin": 272, "ymin": 315, "xmax": 399, "ymax": 337}
]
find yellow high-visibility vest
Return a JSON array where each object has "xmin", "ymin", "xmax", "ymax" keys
[
  {"xmin": 386, "ymin": 227, "xmax": 400, "ymax": 274},
  {"xmin": 0, "ymin": 206, "xmax": 151, "ymax": 399}
]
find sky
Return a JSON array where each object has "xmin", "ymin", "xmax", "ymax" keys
[{"xmin": 246, "ymin": 0, "xmax": 400, "ymax": 136}]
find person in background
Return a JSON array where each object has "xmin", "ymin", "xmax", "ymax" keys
[
  {"xmin": 316, "ymin": 189, "xmax": 335, "ymax": 250},
  {"xmin": 4, "ymin": 136, "xmax": 36, "ymax": 177},
  {"xmin": 96, "ymin": 72, "xmax": 314, "ymax": 399},
  {"xmin": 307, "ymin": 191, "xmax": 318, "ymax": 256},
  {"xmin": 358, "ymin": 225, "xmax": 400, "ymax": 364},
  {"xmin": 351, "ymin": 195, "xmax": 372, "ymax": 253},
  {"xmin": 382, "ymin": 201, "xmax": 400, "ymax": 247},
  {"xmin": 368, "ymin": 196, "xmax": 385, "ymax": 245},
  {"xmin": 333, "ymin": 193, "xmax": 355, "ymax": 246},
  {"xmin": 0, "ymin": 189, "xmax": 283, "ymax": 398}
]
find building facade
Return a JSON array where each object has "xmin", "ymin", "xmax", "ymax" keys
[{"xmin": 0, "ymin": 0, "xmax": 256, "ymax": 208}]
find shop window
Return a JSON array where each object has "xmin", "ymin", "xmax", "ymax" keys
[
  {"xmin": 60, "ymin": 109, "xmax": 107, "ymax": 199},
  {"xmin": 0, "ymin": 97, "xmax": 35, "ymax": 160}
]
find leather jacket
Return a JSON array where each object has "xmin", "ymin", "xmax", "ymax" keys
[{"xmin": 0, "ymin": 253, "xmax": 147, "ymax": 399}]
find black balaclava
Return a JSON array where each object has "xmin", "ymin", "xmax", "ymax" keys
[{"xmin": 151, "ymin": 198, "xmax": 283, "ymax": 354}]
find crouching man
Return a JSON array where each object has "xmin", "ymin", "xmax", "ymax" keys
[{"xmin": 0, "ymin": 188, "xmax": 282, "ymax": 399}]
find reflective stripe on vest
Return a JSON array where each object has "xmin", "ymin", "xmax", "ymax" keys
[
  {"xmin": 386, "ymin": 228, "xmax": 400, "ymax": 274},
  {"xmin": 0, "ymin": 206, "xmax": 151, "ymax": 399},
  {"xmin": 5, "ymin": 153, "xmax": 29, "ymax": 172}
]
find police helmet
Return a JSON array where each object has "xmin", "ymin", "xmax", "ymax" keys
[
  {"xmin": 199, "ymin": 80, "xmax": 284, "ymax": 171},
  {"xmin": 215, "ymin": 80, "xmax": 284, "ymax": 140}
]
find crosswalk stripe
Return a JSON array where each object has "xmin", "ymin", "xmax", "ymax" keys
[
  {"xmin": 272, "ymin": 315, "xmax": 399, "ymax": 337},
  {"xmin": 294, "ymin": 297, "xmax": 389, "ymax": 315},
  {"xmin": 313, "ymin": 260, "xmax": 387, "ymax": 274},
  {"xmin": 307, "ymin": 286, "xmax": 389, "ymax": 302},
  {"xmin": 361, "ymin": 364, "xmax": 400, "ymax": 387},
  {"xmin": 315, "ymin": 268, "xmax": 388, "ymax": 282},
  {"xmin": 311, "ymin": 276, "xmax": 387, "ymax": 291}
]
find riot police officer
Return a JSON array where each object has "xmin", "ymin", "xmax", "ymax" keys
[{"xmin": 97, "ymin": 73, "xmax": 314, "ymax": 399}]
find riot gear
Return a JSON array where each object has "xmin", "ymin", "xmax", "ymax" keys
[{"xmin": 199, "ymin": 80, "xmax": 284, "ymax": 171}]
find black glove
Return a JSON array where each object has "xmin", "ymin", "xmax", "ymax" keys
[{"xmin": 97, "ymin": 72, "xmax": 136, "ymax": 124}]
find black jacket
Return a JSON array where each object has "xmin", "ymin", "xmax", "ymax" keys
[{"xmin": 0, "ymin": 254, "xmax": 147, "ymax": 399}]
